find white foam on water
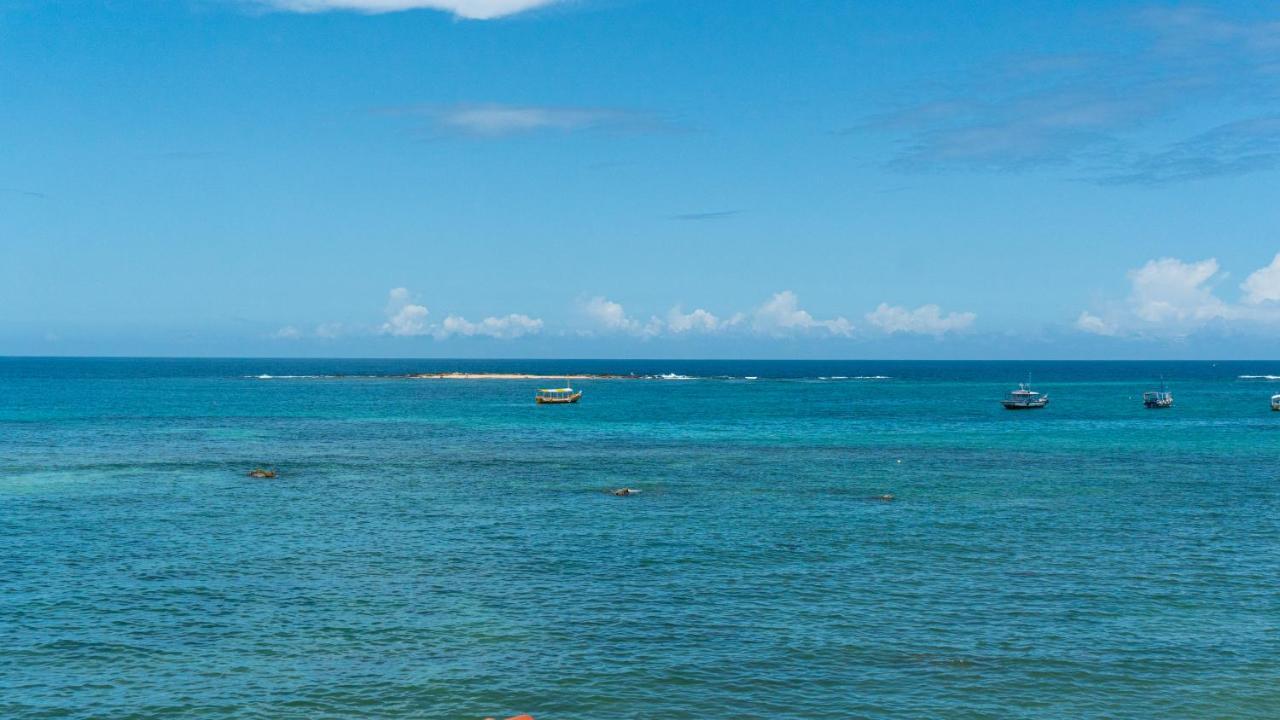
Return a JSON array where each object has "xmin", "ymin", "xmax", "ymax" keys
[{"xmin": 247, "ymin": 374, "xmax": 327, "ymax": 379}]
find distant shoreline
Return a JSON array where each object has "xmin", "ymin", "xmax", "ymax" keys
[{"xmin": 407, "ymin": 372, "xmax": 641, "ymax": 380}]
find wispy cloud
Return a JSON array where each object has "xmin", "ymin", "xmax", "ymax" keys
[
  {"xmin": 854, "ymin": 6, "xmax": 1280, "ymax": 183},
  {"xmin": 1136, "ymin": 6, "xmax": 1280, "ymax": 57},
  {"xmin": 389, "ymin": 103, "xmax": 668, "ymax": 138},
  {"xmin": 0, "ymin": 187, "xmax": 46, "ymax": 199},
  {"xmin": 250, "ymin": 0, "xmax": 567, "ymax": 20},
  {"xmin": 159, "ymin": 150, "xmax": 225, "ymax": 160},
  {"xmin": 671, "ymin": 210, "xmax": 741, "ymax": 222},
  {"xmin": 1098, "ymin": 115, "xmax": 1280, "ymax": 185},
  {"xmin": 866, "ymin": 303, "xmax": 976, "ymax": 336},
  {"xmin": 862, "ymin": 93, "xmax": 1145, "ymax": 173}
]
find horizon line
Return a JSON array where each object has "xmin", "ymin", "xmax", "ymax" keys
[{"xmin": 2, "ymin": 355, "xmax": 1278, "ymax": 363}]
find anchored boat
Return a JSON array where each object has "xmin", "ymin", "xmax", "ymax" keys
[
  {"xmin": 1143, "ymin": 378, "xmax": 1173, "ymax": 409},
  {"xmin": 1002, "ymin": 379, "xmax": 1048, "ymax": 410},
  {"xmin": 536, "ymin": 385, "xmax": 582, "ymax": 404},
  {"xmin": 1272, "ymin": 394, "xmax": 1280, "ymax": 412}
]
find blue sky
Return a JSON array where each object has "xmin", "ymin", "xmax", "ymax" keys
[{"xmin": 2, "ymin": 0, "xmax": 1279, "ymax": 358}]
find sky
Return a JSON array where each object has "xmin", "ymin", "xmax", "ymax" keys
[{"xmin": 2, "ymin": 0, "xmax": 1279, "ymax": 359}]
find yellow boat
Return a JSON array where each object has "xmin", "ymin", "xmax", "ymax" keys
[{"xmin": 536, "ymin": 386, "xmax": 582, "ymax": 404}]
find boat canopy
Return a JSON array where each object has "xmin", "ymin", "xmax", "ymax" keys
[{"xmin": 538, "ymin": 387, "xmax": 575, "ymax": 394}]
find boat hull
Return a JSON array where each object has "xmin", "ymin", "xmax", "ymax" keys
[{"xmin": 1002, "ymin": 400, "xmax": 1048, "ymax": 410}]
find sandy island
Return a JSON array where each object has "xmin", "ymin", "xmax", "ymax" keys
[{"xmin": 408, "ymin": 372, "xmax": 640, "ymax": 380}]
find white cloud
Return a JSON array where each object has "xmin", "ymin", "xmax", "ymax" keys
[
  {"xmin": 1241, "ymin": 253, "xmax": 1280, "ymax": 304},
  {"xmin": 252, "ymin": 0, "xmax": 564, "ymax": 20},
  {"xmin": 1127, "ymin": 257, "xmax": 1229, "ymax": 325},
  {"xmin": 436, "ymin": 313, "xmax": 543, "ymax": 339},
  {"xmin": 751, "ymin": 291, "xmax": 853, "ymax": 337},
  {"xmin": 581, "ymin": 296, "xmax": 661, "ymax": 337},
  {"xmin": 666, "ymin": 306, "xmax": 723, "ymax": 334},
  {"xmin": 433, "ymin": 105, "xmax": 640, "ymax": 136},
  {"xmin": 1074, "ymin": 311, "xmax": 1118, "ymax": 336},
  {"xmin": 381, "ymin": 287, "xmax": 431, "ymax": 336},
  {"xmin": 273, "ymin": 325, "xmax": 303, "ymax": 340},
  {"xmin": 380, "ymin": 287, "xmax": 541, "ymax": 339},
  {"xmin": 1073, "ymin": 256, "xmax": 1280, "ymax": 338},
  {"xmin": 866, "ymin": 303, "xmax": 976, "ymax": 336},
  {"xmin": 583, "ymin": 296, "xmax": 630, "ymax": 331}
]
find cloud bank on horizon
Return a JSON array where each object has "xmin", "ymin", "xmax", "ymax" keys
[
  {"xmin": 273, "ymin": 259, "xmax": 1280, "ymax": 346},
  {"xmin": 277, "ymin": 288, "xmax": 980, "ymax": 343}
]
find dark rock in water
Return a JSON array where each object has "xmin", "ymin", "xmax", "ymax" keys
[
  {"xmin": 248, "ymin": 468, "xmax": 276, "ymax": 479},
  {"xmin": 611, "ymin": 488, "xmax": 639, "ymax": 496}
]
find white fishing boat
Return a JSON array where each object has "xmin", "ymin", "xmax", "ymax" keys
[
  {"xmin": 1002, "ymin": 380, "xmax": 1048, "ymax": 410},
  {"xmin": 1272, "ymin": 394, "xmax": 1280, "ymax": 412}
]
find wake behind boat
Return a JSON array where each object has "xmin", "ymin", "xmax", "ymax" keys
[{"xmin": 1002, "ymin": 381, "xmax": 1048, "ymax": 410}]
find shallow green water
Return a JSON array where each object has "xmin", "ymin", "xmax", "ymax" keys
[{"xmin": 3, "ymin": 359, "xmax": 1279, "ymax": 718}]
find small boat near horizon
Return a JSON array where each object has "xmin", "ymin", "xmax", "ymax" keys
[
  {"xmin": 1002, "ymin": 379, "xmax": 1048, "ymax": 410},
  {"xmin": 536, "ymin": 385, "xmax": 582, "ymax": 404},
  {"xmin": 1143, "ymin": 378, "xmax": 1173, "ymax": 409},
  {"xmin": 1272, "ymin": 394, "xmax": 1280, "ymax": 412}
]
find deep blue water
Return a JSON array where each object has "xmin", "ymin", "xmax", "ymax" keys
[{"xmin": 3, "ymin": 358, "xmax": 1279, "ymax": 719}]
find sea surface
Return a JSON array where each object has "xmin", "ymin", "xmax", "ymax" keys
[{"xmin": 3, "ymin": 358, "xmax": 1279, "ymax": 719}]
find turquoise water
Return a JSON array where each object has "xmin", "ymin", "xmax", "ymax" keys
[{"xmin": 3, "ymin": 358, "xmax": 1279, "ymax": 719}]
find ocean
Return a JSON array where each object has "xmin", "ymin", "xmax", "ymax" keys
[{"xmin": 3, "ymin": 358, "xmax": 1278, "ymax": 719}]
